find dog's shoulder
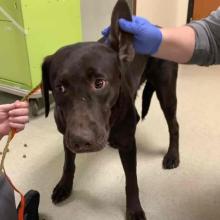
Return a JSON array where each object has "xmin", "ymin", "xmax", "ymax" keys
[{"xmin": 108, "ymin": 85, "xmax": 139, "ymax": 150}]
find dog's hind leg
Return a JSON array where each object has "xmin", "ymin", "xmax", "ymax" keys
[
  {"xmin": 119, "ymin": 139, "xmax": 146, "ymax": 220},
  {"xmin": 156, "ymin": 84, "xmax": 179, "ymax": 169},
  {"xmin": 52, "ymin": 140, "xmax": 76, "ymax": 204}
]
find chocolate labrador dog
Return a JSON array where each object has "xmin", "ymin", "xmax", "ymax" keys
[{"xmin": 41, "ymin": 0, "xmax": 179, "ymax": 219}]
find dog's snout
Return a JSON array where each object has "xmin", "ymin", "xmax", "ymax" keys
[
  {"xmin": 66, "ymin": 128, "xmax": 105, "ymax": 153},
  {"xmin": 72, "ymin": 134, "xmax": 93, "ymax": 152}
]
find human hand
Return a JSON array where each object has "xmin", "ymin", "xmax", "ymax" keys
[
  {"xmin": 0, "ymin": 101, "xmax": 29, "ymax": 138},
  {"xmin": 102, "ymin": 16, "xmax": 162, "ymax": 55}
]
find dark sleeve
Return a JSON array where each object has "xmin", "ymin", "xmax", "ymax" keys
[
  {"xmin": 187, "ymin": 7, "xmax": 220, "ymax": 66},
  {"xmin": 0, "ymin": 175, "xmax": 17, "ymax": 220}
]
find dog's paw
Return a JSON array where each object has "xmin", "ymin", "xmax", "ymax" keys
[
  {"xmin": 51, "ymin": 179, "xmax": 73, "ymax": 204},
  {"xmin": 126, "ymin": 210, "xmax": 147, "ymax": 220},
  {"xmin": 163, "ymin": 151, "xmax": 179, "ymax": 169}
]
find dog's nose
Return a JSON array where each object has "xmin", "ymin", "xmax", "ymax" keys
[
  {"xmin": 74, "ymin": 138, "xmax": 92, "ymax": 150},
  {"xmin": 71, "ymin": 134, "xmax": 93, "ymax": 152},
  {"xmin": 66, "ymin": 127, "xmax": 105, "ymax": 153}
]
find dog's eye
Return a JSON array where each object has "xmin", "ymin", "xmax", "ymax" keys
[
  {"xmin": 94, "ymin": 79, "xmax": 106, "ymax": 89},
  {"xmin": 56, "ymin": 85, "xmax": 66, "ymax": 93}
]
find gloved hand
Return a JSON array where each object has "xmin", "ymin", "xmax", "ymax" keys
[{"xmin": 102, "ymin": 16, "xmax": 162, "ymax": 55}]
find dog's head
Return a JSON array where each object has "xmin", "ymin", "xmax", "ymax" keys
[{"xmin": 41, "ymin": 0, "xmax": 135, "ymax": 153}]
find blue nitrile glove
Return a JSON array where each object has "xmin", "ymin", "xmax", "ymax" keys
[{"xmin": 102, "ymin": 16, "xmax": 162, "ymax": 55}]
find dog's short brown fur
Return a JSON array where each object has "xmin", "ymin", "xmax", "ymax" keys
[{"xmin": 41, "ymin": 1, "xmax": 179, "ymax": 219}]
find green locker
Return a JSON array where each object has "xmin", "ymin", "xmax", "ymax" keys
[{"xmin": 0, "ymin": 0, "xmax": 82, "ymax": 94}]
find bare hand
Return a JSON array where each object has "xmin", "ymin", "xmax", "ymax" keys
[{"xmin": 0, "ymin": 101, "xmax": 29, "ymax": 138}]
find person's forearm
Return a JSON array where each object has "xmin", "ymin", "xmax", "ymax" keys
[{"xmin": 153, "ymin": 26, "xmax": 196, "ymax": 63}]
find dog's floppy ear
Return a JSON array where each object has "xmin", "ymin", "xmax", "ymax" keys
[
  {"xmin": 41, "ymin": 55, "xmax": 53, "ymax": 117},
  {"xmin": 109, "ymin": 0, "xmax": 135, "ymax": 62}
]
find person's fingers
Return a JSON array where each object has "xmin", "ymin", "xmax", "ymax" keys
[
  {"xmin": 0, "ymin": 111, "xmax": 8, "ymax": 119},
  {"xmin": 15, "ymin": 128, "xmax": 24, "ymax": 133},
  {"xmin": 9, "ymin": 116, "xmax": 29, "ymax": 124},
  {"xmin": 0, "ymin": 103, "xmax": 15, "ymax": 112},
  {"xmin": 9, "ymin": 122, "xmax": 25, "ymax": 130},
  {"xmin": 14, "ymin": 101, "xmax": 29, "ymax": 108},
  {"xmin": 118, "ymin": 18, "xmax": 139, "ymax": 34},
  {"xmin": 9, "ymin": 108, "xmax": 29, "ymax": 117},
  {"xmin": 102, "ymin": 26, "xmax": 111, "ymax": 37}
]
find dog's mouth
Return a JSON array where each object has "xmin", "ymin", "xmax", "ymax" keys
[{"xmin": 70, "ymin": 144, "xmax": 105, "ymax": 154}]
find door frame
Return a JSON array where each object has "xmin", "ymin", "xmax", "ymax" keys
[{"xmin": 187, "ymin": 0, "xmax": 194, "ymax": 22}]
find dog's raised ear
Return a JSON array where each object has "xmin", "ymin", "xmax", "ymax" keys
[
  {"xmin": 41, "ymin": 55, "xmax": 53, "ymax": 117},
  {"xmin": 109, "ymin": 0, "xmax": 135, "ymax": 62}
]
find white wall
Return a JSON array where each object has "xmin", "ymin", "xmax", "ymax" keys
[
  {"xmin": 80, "ymin": 0, "xmax": 117, "ymax": 41},
  {"xmin": 80, "ymin": 0, "xmax": 133, "ymax": 41},
  {"xmin": 176, "ymin": 0, "xmax": 189, "ymax": 25},
  {"xmin": 137, "ymin": 0, "xmax": 189, "ymax": 27},
  {"xmin": 80, "ymin": 0, "xmax": 189, "ymax": 41}
]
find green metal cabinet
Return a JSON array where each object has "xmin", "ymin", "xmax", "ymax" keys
[{"xmin": 0, "ymin": 0, "xmax": 82, "ymax": 92}]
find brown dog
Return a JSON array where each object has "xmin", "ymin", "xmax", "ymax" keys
[{"xmin": 41, "ymin": 0, "xmax": 179, "ymax": 219}]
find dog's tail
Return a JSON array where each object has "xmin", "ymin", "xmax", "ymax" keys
[{"xmin": 142, "ymin": 80, "xmax": 155, "ymax": 120}]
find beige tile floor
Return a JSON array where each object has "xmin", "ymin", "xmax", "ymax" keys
[{"xmin": 1, "ymin": 65, "xmax": 220, "ymax": 220}]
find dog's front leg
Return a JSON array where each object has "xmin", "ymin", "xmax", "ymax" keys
[
  {"xmin": 119, "ymin": 139, "xmax": 146, "ymax": 220},
  {"xmin": 52, "ymin": 139, "xmax": 76, "ymax": 204}
]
